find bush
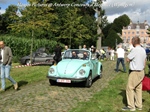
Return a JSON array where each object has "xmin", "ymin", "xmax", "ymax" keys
[{"xmin": 0, "ymin": 35, "xmax": 63, "ymax": 62}]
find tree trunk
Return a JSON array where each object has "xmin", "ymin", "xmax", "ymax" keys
[{"xmin": 95, "ymin": 8, "xmax": 102, "ymax": 50}]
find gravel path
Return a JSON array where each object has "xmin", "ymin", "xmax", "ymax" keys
[{"xmin": 0, "ymin": 60, "xmax": 117, "ymax": 112}]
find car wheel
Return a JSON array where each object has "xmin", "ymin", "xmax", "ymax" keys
[
  {"xmin": 99, "ymin": 66, "xmax": 103, "ymax": 79},
  {"xmin": 25, "ymin": 60, "xmax": 31, "ymax": 65},
  {"xmin": 49, "ymin": 79, "xmax": 57, "ymax": 85},
  {"xmin": 85, "ymin": 72, "xmax": 92, "ymax": 87}
]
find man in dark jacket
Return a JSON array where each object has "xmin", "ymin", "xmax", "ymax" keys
[
  {"xmin": 0, "ymin": 41, "xmax": 18, "ymax": 92},
  {"xmin": 54, "ymin": 44, "xmax": 62, "ymax": 64}
]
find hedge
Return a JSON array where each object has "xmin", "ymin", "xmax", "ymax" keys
[{"xmin": 0, "ymin": 35, "xmax": 62, "ymax": 62}]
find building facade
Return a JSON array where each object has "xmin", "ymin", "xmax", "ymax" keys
[{"xmin": 121, "ymin": 20, "xmax": 150, "ymax": 48}]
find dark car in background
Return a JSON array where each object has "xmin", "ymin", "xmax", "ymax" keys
[{"xmin": 20, "ymin": 47, "xmax": 55, "ymax": 65}]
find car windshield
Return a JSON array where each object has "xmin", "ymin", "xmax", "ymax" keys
[{"xmin": 63, "ymin": 49, "xmax": 90, "ymax": 60}]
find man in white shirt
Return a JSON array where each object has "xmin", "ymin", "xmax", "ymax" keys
[
  {"xmin": 122, "ymin": 36, "xmax": 146, "ymax": 111},
  {"xmin": 115, "ymin": 44, "xmax": 126, "ymax": 72}
]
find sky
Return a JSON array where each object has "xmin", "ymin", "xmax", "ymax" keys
[
  {"xmin": 102, "ymin": 0, "xmax": 150, "ymax": 24},
  {"xmin": 0, "ymin": 0, "xmax": 150, "ymax": 24}
]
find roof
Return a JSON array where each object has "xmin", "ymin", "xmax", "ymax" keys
[{"xmin": 123, "ymin": 21, "xmax": 149, "ymax": 29}]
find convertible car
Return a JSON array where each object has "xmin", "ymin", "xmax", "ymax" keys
[
  {"xmin": 20, "ymin": 47, "xmax": 55, "ymax": 65},
  {"xmin": 47, "ymin": 49, "xmax": 103, "ymax": 87}
]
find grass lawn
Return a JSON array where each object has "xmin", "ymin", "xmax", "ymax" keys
[
  {"xmin": 3, "ymin": 62, "xmax": 150, "ymax": 112},
  {"xmin": 69, "ymin": 63, "xmax": 150, "ymax": 112},
  {"xmin": 4, "ymin": 63, "xmax": 50, "ymax": 90}
]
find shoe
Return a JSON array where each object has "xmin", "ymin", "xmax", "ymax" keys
[
  {"xmin": 0, "ymin": 88, "xmax": 5, "ymax": 92},
  {"xmin": 14, "ymin": 83, "xmax": 18, "ymax": 90},
  {"xmin": 122, "ymin": 106, "xmax": 136, "ymax": 111}
]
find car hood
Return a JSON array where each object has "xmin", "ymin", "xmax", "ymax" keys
[{"xmin": 56, "ymin": 59, "xmax": 88, "ymax": 77}]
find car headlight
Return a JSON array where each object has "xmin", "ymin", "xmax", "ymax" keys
[
  {"xmin": 79, "ymin": 69, "xmax": 85, "ymax": 75},
  {"xmin": 49, "ymin": 68, "xmax": 55, "ymax": 74}
]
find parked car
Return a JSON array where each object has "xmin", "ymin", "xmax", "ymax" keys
[
  {"xmin": 20, "ymin": 47, "xmax": 55, "ymax": 65},
  {"xmin": 47, "ymin": 49, "xmax": 103, "ymax": 87}
]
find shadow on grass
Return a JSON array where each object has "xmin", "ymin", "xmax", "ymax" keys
[
  {"xmin": 147, "ymin": 91, "xmax": 150, "ymax": 94},
  {"xmin": 119, "ymin": 89, "xmax": 147, "ymax": 107},
  {"xmin": 16, "ymin": 81, "xmax": 28, "ymax": 91},
  {"xmin": 5, "ymin": 85, "xmax": 13, "ymax": 91},
  {"xmin": 18, "ymin": 80, "xmax": 28, "ymax": 87},
  {"xmin": 119, "ymin": 89, "xmax": 127, "ymax": 106},
  {"xmin": 5, "ymin": 80, "xmax": 28, "ymax": 91},
  {"xmin": 114, "ymin": 69, "xmax": 127, "ymax": 73}
]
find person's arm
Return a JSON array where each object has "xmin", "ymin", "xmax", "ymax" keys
[
  {"xmin": 126, "ymin": 57, "xmax": 130, "ymax": 62},
  {"xmin": 7, "ymin": 47, "xmax": 13, "ymax": 65},
  {"xmin": 126, "ymin": 48, "xmax": 135, "ymax": 63}
]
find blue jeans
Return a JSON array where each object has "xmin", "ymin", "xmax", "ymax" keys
[
  {"xmin": 0, "ymin": 64, "xmax": 16, "ymax": 90},
  {"xmin": 116, "ymin": 58, "xmax": 126, "ymax": 72}
]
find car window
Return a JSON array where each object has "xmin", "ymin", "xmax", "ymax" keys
[
  {"xmin": 63, "ymin": 49, "xmax": 90, "ymax": 60},
  {"xmin": 41, "ymin": 53, "xmax": 48, "ymax": 57},
  {"xmin": 36, "ymin": 52, "xmax": 48, "ymax": 57},
  {"xmin": 63, "ymin": 51, "xmax": 72, "ymax": 59}
]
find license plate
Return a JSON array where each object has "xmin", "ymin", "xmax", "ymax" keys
[{"xmin": 57, "ymin": 79, "xmax": 71, "ymax": 83}]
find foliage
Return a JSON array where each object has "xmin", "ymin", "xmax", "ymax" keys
[
  {"xmin": 57, "ymin": 8, "xmax": 90, "ymax": 48},
  {"xmin": 0, "ymin": 35, "xmax": 60, "ymax": 59},
  {"xmin": 102, "ymin": 23, "xmax": 113, "ymax": 39},
  {"xmin": 147, "ymin": 28, "xmax": 150, "ymax": 37},
  {"xmin": 0, "ymin": 5, "xmax": 18, "ymax": 34},
  {"xmin": 8, "ymin": 4, "xmax": 58, "ymax": 39},
  {"xmin": 0, "ymin": 0, "xmax": 108, "ymax": 49},
  {"xmin": 102, "ymin": 14, "xmax": 130, "ymax": 46},
  {"xmin": 103, "ymin": 30, "xmax": 123, "ymax": 48},
  {"xmin": 112, "ymin": 14, "xmax": 130, "ymax": 34}
]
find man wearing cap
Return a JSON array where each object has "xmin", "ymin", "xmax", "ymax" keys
[{"xmin": 0, "ymin": 41, "xmax": 18, "ymax": 92}]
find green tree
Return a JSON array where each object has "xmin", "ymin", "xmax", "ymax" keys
[
  {"xmin": 103, "ymin": 30, "xmax": 123, "ymax": 48},
  {"xmin": 112, "ymin": 14, "xmax": 130, "ymax": 34},
  {"xmin": 8, "ymin": 3, "xmax": 58, "ymax": 39},
  {"xmin": 57, "ymin": 8, "xmax": 90, "ymax": 48},
  {"xmin": 102, "ymin": 14, "xmax": 130, "ymax": 46},
  {"xmin": 102, "ymin": 23, "xmax": 113, "ymax": 38},
  {"xmin": 147, "ymin": 28, "xmax": 150, "ymax": 37},
  {"xmin": 78, "ymin": 7, "xmax": 98, "ymax": 47},
  {"xmin": 2, "ymin": 0, "xmax": 108, "ymax": 49},
  {"xmin": 0, "ymin": 5, "xmax": 18, "ymax": 34}
]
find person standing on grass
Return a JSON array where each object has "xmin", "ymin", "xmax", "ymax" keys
[
  {"xmin": 115, "ymin": 44, "xmax": 126, "ymax": 72},
  {"xmin": 0, "ymin": 41, "xmax": 18, "ymax": 92},
  {"xmin": 110, "ymin": 47, "xmax": 115, "ymax": 61},
  {"xmin": 122, "ymin": 36, "xmax": 146, "ymax": 111},
  {"xmin": 54, "ymin": 44, "xmax": 62, "ymax": 64},
  {"xmin": 100, "ymin": 49, "xmax": 105, "ymax": 60}
]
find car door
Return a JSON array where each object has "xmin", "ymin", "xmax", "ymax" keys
[
  {"xmin": 90, "ymin": 54, "xmax": 99, "ymax": 78},
  {"xmin": 34, "ymin": 52, "xmax": 47, "ymax": 63}
]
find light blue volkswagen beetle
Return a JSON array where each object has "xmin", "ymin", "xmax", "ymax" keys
[{"xmin": 47, "ymin": 49, "xmax": 102, "ymax": 87}]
